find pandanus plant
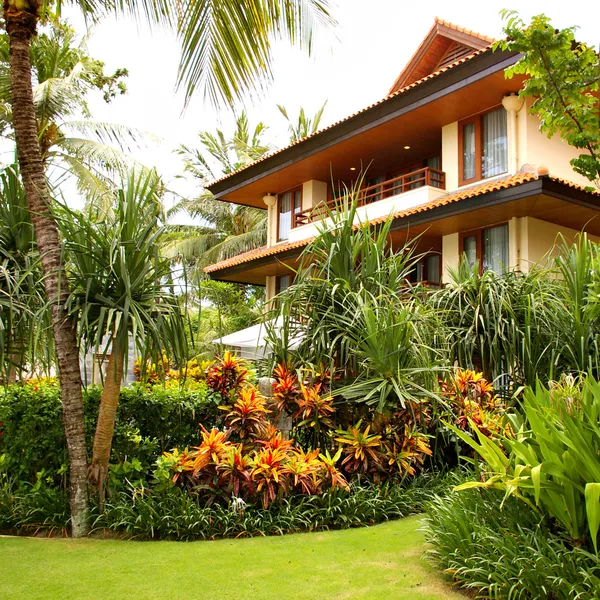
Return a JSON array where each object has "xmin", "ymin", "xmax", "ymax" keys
[{"xmin": 61, "ymin": 169, "xmax": 188, "ymax": 503}]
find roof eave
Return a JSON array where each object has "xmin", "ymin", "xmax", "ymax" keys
[{"xmin": 207, "ymin": 47, "xmax": 519, "ymax": 200}]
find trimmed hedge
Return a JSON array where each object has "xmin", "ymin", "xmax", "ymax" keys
[{"xmin": 0, "ymin": 381, "xmax": 219, "ymax": 484}]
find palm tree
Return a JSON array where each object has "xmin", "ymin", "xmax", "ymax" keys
[
  {"xmin": 167, "ymin": 112, "xmax": 272, "ymax": 268},
  {"xmin": 0, "ymin": 164, "xmax": 50, "ymax": 379},
  {"xmin": 61, "ymin": 169, "xmax": 188, "ymax": 504},
  {"xmin": 0, "ymin": 20, "xmax": 145, "ymax": 202},
  {"xmin": 3, "ymin": 0, "xmax": 334, "ymax": 536},
  {"xmin": 277, "ymin": 100, "xmax": 327, "ymax": 142}
]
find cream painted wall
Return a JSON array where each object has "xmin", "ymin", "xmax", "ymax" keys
[
  {"xmin": 521, "ymin": 98, "xmax": 590, "ymax": 187},
  {"xmin": 519, "ymin": 217, "xmax": 599, "ymax": 270},
  {"xmin": 302, "ymin": 180, "xmax": 327, "ymax": 211},
  {"xmin": 441, "ymin": 122, "xmax": 459, "ymax": 192},
  {"xmin": 441, "ymin": 232, "xmax": 459, "ymax": 284}
]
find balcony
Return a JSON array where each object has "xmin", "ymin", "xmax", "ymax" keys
[{"xmin": 293, "ymin": 167, "xmax": 445, "ymax": 228}]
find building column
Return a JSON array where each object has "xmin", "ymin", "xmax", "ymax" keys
[
  {"xmin": 263, "ymin": 193, "xmax": 277, "ymax": 247},
  {"xmin": 502, "ymin": 94, "xmax": 525, "ymax": 174},
  {"xmin": 442, "ymin": 232, "xmax": 460, "ymax": 284}
]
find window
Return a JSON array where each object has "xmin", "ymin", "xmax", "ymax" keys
[
  {"xmin": 407, "ymin": 254, "xmax": 441, "ymax": 286},
  {"xmin": 461, "ymin": 223, "xmax": 509, "ymax": 274},
  {"xmin": 459, "ymin": 107, "xmax": 507, "ymax": 185},
  {"xmin": 278, "ymin": 188, "xmax": 302, "ymax": 241},
  {"xmin": 277, "ymin": 275, "xmax": 291, "ymax": 293}
]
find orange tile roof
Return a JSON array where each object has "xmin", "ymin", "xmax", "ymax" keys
[
  {"xmin": 207, "ymin": 43, "xmax": 494, "ymax": 190},
  {"xmin": 205, "ymin": 171, "xmax": 598, "ymax": 274},
  {"xmin": 434, "ymin": 17, "xmax": 496, "ymax": 44}
]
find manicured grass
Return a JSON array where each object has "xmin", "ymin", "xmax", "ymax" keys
[{"xmin": 0, "ymin": 516, "xmax": 462, "ymax": 600}]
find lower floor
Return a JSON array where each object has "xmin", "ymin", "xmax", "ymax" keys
[{"xmin": 204, "ymin": 173, "xmax": 600, "ymax": 302}]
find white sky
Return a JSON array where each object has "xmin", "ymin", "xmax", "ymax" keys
[{"xmin": 62, "ymin": 0, "xmax": 600, "ymax": 214}]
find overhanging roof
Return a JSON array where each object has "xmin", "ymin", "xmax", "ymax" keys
[
  {"xmin": 206, "ymin": 46, "xmax": 522, "ymax": 207},
  {"xmin": 204, "ymin": 174, "xmax": 600, "ymax": 282}
]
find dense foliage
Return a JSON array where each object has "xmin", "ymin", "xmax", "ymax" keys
[
  {"xmin": 496, "ymin": 11, "xmax": 600, "ymax": 188},
  {"xmin": 0, "ymin": 379, "xmax": 218, "ymax": 486},
  {"xmin": 425, "ymin": 488, "xmax": 600, "ymax": 599},
  {"xmin": 452, "ymin": 374, "xmax": 600, "ymax": 552}
]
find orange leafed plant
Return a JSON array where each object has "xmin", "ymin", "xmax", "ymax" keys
[
  {"xmin": 206, "ymin": 351, "xmax": 249, "ymax": 401},
  {"xmin": 335, "ymin": 421, "xmax": 384, "ymax": 474},
  {"xmin": 250, "ymin": 447, "xmax": 291, "ymax": 508},
  {"xmin": 192, "ymin": 426, "xmax": 232, "ymax": 475},
  {"xmin": 295, "ymin": 384, "xmax": 335, "ymax": 431},
  {"xmin": 258, "ymin": 429, "xmax": 295, "ymax": 453},
  {"xmin": 318, "ymin": 448, "xmax": 349, "ymax": 491},
  {"xmin": 271, "ymin": 362, "xmax": 300, "ymax": 415},
  {"xmin": 286, "ymin": 448, "xmax": 322, "ymax": 495},
  {"xmin": 223, "ymin": 387, "xmax": 271, "ymax": 440},
  {"xmin": 384, "ymin": 426, "xmax": 432, "ymax": 476}
]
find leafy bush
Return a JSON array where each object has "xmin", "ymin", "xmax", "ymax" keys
[
  {"xmin": 93, "ymin": 470, "xmax": 457, "ymax": 540},
  {"xmin": 452, "ymin": 374, "xmax": 600, "ymax": 552},
  {"xmin": 424, "ymin": 488, "xmax": 600, "ymax": 599},
  {"xmin": 0, "ymin": 379, "xmax": 219, "ymax": 484}
]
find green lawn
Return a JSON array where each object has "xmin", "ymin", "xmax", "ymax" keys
[{"xmin": 0, "ymin": 515, "xmax": 463, "ymax": 600}]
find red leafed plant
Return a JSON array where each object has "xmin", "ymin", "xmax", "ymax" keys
[
  {"xmin": 440, "ymin": 369, "xmax": 505, "ymax": 437},
  {"xmin": 384, "ymin": 426, "xmax": 432, "ymax": 476},
  {"xmin": 217, "ymin": 444, "xmax": 254, "ymax": 497},
  {"xmin": 192, "ymin": 426, "xmax": 232, "ymax": 475},
  {"xmin": 250, "ymin": 447, "xmax": 291, "ymax": 508},
  {"xmin": 206, "ymin": 351, "xmax": 249, "ymax": 401},
  {"xmin": 335, "ymin": 420, "xmax": 385, "ymax": 475},
  {"xmin": 223, "ymin": 387, "xmax": 271, "ymax": 440},
  {"xmin": 271, "ymin": 362, "xmax": 300, "ymax": 415},
  {"xmin": 295, "ymin": 384, "xmax": 335, "ymax": 431}
]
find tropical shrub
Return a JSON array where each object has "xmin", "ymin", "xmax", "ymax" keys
[
  {"xmin": 92, "ymin": 470, "xmax": 458, "ymax": 541},
  {"xmin": 451, "ymin": 374, "xmax": 600, "ymax": 552},
  {"xmin": 0, "ymin": 379, "xmax": 218, "ymax": 485},
  {"xmin": 206, "ymin": 351, "xmax": 249, "ymax": 402},
  {"xmin": 425, "ymin": 487, "xmax": 600, "ymax": 599}
]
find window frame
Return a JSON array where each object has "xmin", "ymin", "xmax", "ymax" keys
[
  {"xmin": 458, "ymin": 105, "xmax": 507, "ymax": 186},
  {"xmin": 459, "ymin": 222, "xmax": 509, "ymax": 275},
  {"xmin": 277, "ymin": 186, "xmax": 303, "ymax": 241}
]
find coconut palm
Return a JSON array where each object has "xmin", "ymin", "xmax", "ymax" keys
[
  {"xmin": 3, "ymin": 0, "xmax": 334, "ymax": 536},
  {"xmin": 61, "ymin": 169, "xmax": 188, "ymax": 504},
  {"xmin": 0, "ymin": 164, "xmax": 50, "ymax": 378},
  {"xmin": 167, "ymin": 112, "xmax": 272, "ymax": 268},
  {"xmin": 0, "ymin": 20, "xmax": 144, "ymax": 202},
  {"xmin": 277, "ymin": 101, "xmax": 327, "ymax": 142}
]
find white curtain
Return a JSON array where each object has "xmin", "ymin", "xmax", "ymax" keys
[
  {"xmin": 462, "ymin": 123, "xmax": 476, "ymax": 180},
  {"xmin": 483, "ymin": 224, "xmax": 508, "ymax": 274},
  {"xmin": 463, "ymin": 235, "xmax": 477, "ymax": 270},
  {"xmin": 482, "ymin": 108, "xmax": 508, "ymax": 178},
  {"xmin": 278, "ymin": 192, "xmax": 292, "ymax": 240}
]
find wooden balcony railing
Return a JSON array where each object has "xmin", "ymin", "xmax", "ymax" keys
[{"xmin": 293, "ymin": 167, "xmax": 445, "ymax": 228}]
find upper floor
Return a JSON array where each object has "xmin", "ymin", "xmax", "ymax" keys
[{"xmin": 206, "ymin": 18, "xmax": 593, "ymax": 254}]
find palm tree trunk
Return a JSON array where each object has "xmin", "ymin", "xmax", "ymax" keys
[
  {"xmin": 5, "ymin": 1, "xmax": 89, "ymax": 536},
  {"xmin": 90, "ymin": 340, "xmax": 124, "ymax": 507}
]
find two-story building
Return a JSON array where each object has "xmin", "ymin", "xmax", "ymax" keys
[{"xmin": 203, "ymin": 18, "xmax": 600, "ymax": 306}]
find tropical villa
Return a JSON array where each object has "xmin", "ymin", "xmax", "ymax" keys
[{"xmin": 204, "ymin": 18, "xmax": 600, "ymax": 328}]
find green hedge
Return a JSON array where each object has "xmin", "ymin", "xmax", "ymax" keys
[{"xmin": 0, "ymin": 381, "xmax": 220, "ymax": 484}]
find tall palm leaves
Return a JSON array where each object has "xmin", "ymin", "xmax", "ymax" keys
[
  {"xmin": 277, "ymin": 101, "xmax": 327, "ymax": 142},
  {"xmin": 61, "ymin": 169, "xmax": 188, "ymax": 501},
  {"xmin": 169, "ymin": 112, "xmax": 271, "ymax": 269},
  {"xmin": 0, "ymin": 165, "xmax": 50, "ymax": 378},
  {"xmin": 269, "ymin": 189, "xmax": 443, "ymax": 412}
]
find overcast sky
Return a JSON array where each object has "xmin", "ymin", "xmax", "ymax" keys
[{"xmin": 60, "ymin": 0, "xmax": 600, "ymax": 212}]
